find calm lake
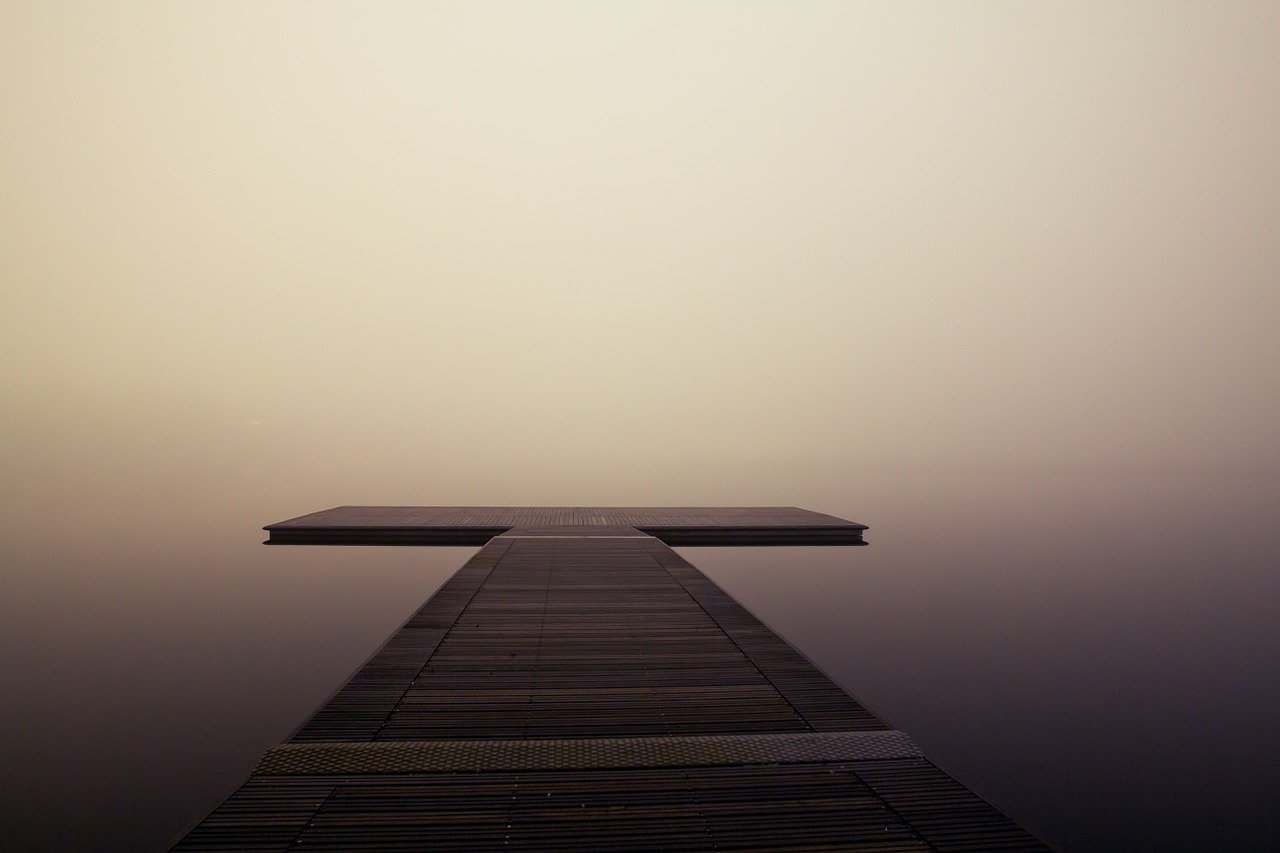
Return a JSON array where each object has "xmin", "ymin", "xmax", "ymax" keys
[{"xmin": 3, "ymin": 459, "xmax": 1276, "ymax": 851}]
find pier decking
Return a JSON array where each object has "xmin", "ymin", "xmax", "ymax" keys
[
  {"xmin": 264, "ymin": 505, "xmax": 869, "ymax": 546},
  {"xmin": 176, "ymin": 508, "xmax": 1046, "ymax": 850}
]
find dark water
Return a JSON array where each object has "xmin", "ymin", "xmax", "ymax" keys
[{"xmin": 2, "ymin": 468, "xmax": 1277, "ymax": 851}]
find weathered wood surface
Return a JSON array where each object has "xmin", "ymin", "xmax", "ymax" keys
[
  {"xmin": 176, "ymin": 525, "xmax": 1046, "ymax": 849},
  {"xmin": 264, "ymin": 506, "xmax": 868, "ymax": 545}
]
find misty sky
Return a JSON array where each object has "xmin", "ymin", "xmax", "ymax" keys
[{"xmin": 4, "ymin": 2, "xmax": 1278, "ymax": 509}]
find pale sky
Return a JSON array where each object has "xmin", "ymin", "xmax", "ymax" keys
[{"xmin": 3, "ymin": 2, "xmax": 1277, "ymax": 514}]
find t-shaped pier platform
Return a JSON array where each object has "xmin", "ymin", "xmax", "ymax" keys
[{"xmin": 175, "ymin": 507, "xmax": 1046, "ymax": 850}]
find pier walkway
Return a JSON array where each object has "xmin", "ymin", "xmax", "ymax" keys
[{"xmin": 175, "ymin": 508, "xmax": 1046, "ymax": 850}]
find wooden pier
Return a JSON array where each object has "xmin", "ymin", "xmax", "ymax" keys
[{"xmin": 175, "ymin": 507, "xmax": 1046, "ymax": 850}]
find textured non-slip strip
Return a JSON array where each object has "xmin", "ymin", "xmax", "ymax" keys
[{"xmin": 254, "ymin": 730, "xmax": 921, "ymax": 775}]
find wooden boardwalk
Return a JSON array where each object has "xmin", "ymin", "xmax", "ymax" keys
[{"xmin": 175, "ymin": 509, "xmax": 1046, "ymax": 850}]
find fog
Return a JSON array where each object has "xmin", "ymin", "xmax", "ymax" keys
[{"xmin": 3, "ymin": 3, "xmax": 1277, "ymax": 850}]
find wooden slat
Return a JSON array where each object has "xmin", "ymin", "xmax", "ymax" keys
[{"xmin": 254, "ymin": 731, "xmax": 922, "ymax": 775}]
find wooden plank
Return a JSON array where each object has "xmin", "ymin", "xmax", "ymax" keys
[{"xmin": 253, "ymin": 731, "xmax": 923, "ymax": 774}]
